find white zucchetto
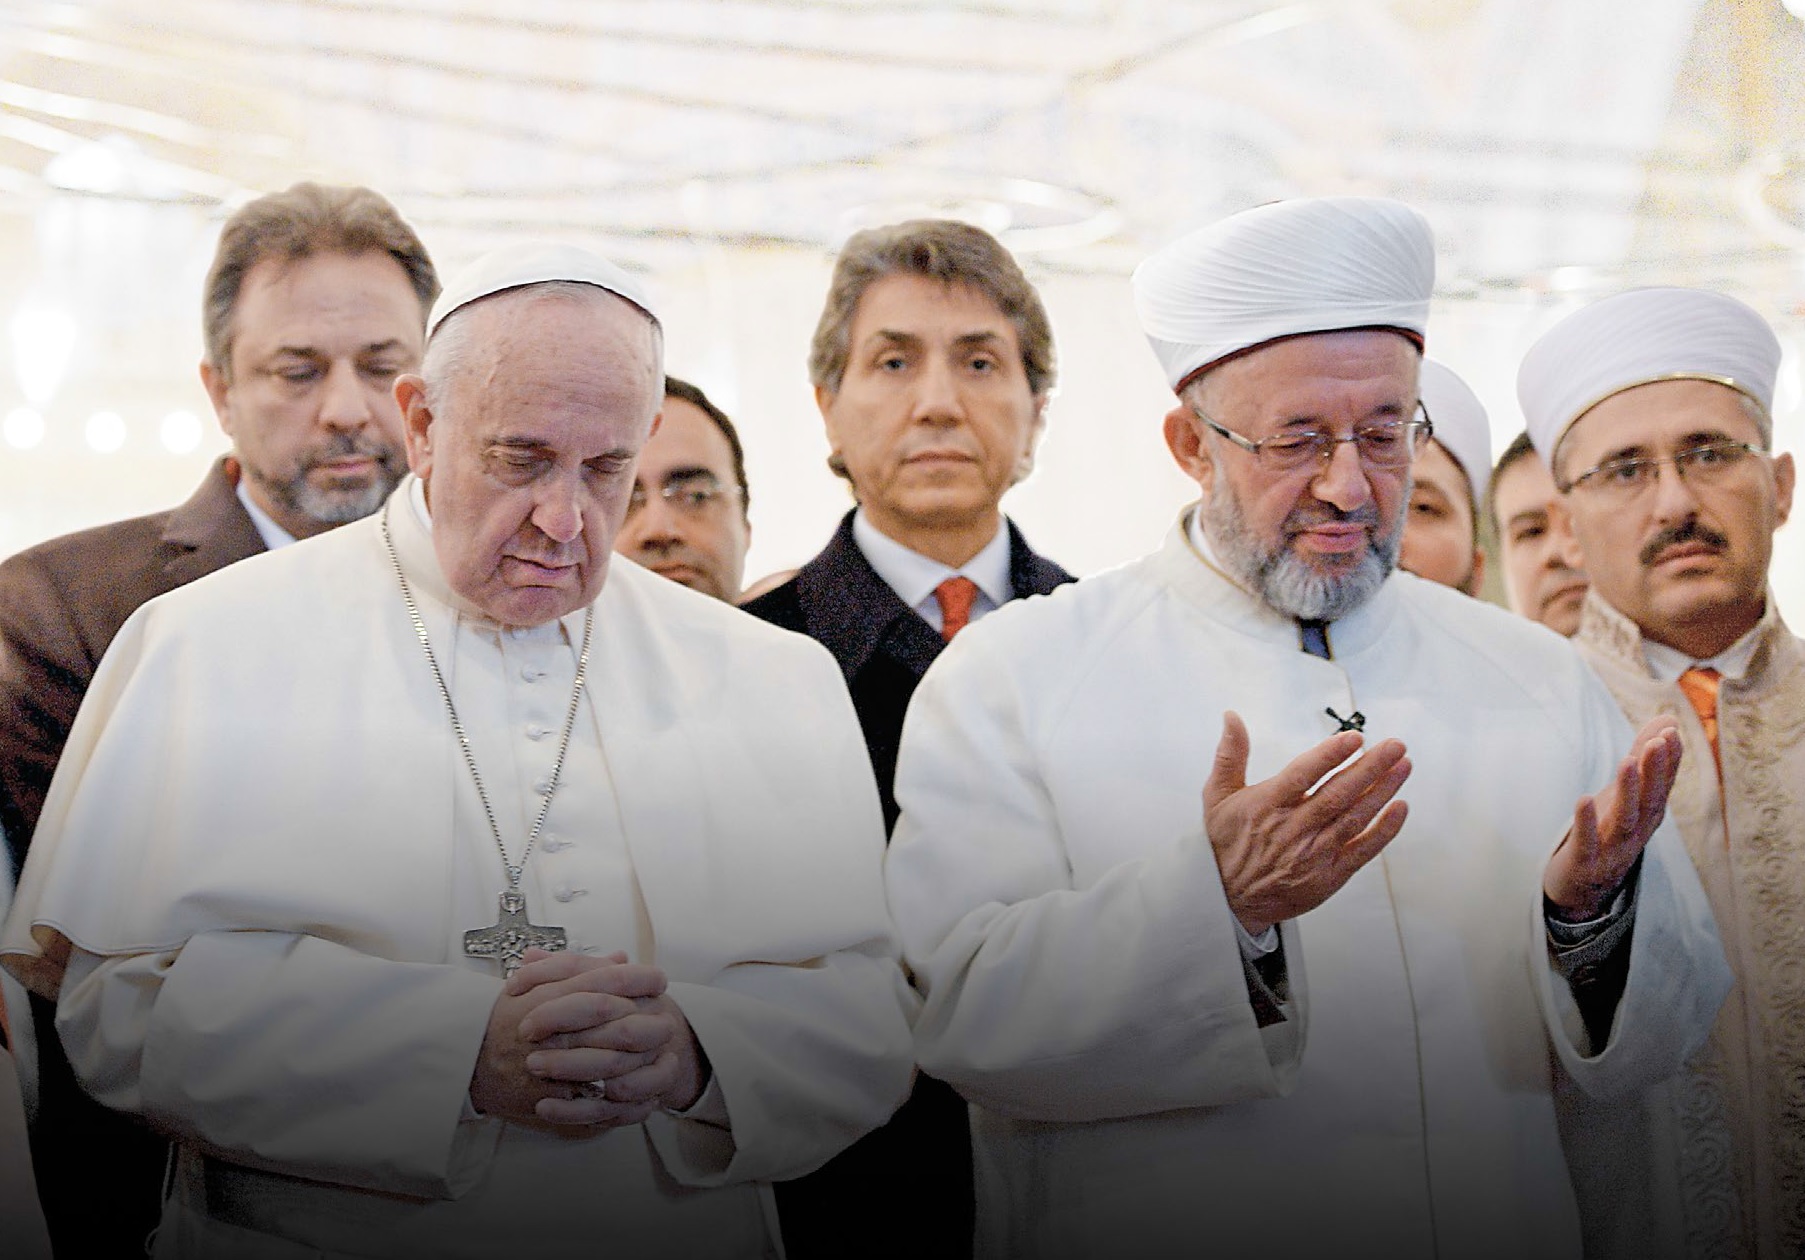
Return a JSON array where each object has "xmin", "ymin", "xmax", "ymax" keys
[
  {"xmin": 1132, "ymin": 197, "xmax": 1436, "ymax": 391},
  {"xmin": 428, "ymin": 241, "xmax": 659, "ymax": 337},
  {"xmin": 1517, "ymin": 286, "xmax": 1779, "ymax": 466},
  {"xmin": 1417, "ymin": 359, "xmax": 1492, "ymax": 509}
]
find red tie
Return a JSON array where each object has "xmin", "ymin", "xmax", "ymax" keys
[
  {"xmin": 934, "ymin": 577, "xmax": 980, "ymax": 642},
  {"xmin": 1677, "ymin": 665, "xmax": 1725, "ymax": 805}
]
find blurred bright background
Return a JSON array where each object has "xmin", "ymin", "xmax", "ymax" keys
[{"xmin": 0, "ymin": 0, "xmax": 1801, "ymax": 618}]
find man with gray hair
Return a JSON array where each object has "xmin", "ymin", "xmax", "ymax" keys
[
  {"xmin": 0, "ymin": 179, "xmax": 437, "ymax": 1257},
  {"xmin": 885, "ymin": 197, "xmax": 1729, "ymax": 1258},
  {"xmin": 744, "ymin": 217, "xmax": 1072, "ymax": 1260},
  {"xmin": 2, "ymin": 243, "xmax": 914, "ymax": 1257}
]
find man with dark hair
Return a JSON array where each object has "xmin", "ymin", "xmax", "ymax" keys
[
  {"xmin": 614, "ymin": 376, "xmax": 752, "ymax": 603},
  {"xmin": 1489, "ymin": 430, "xmax": 1590, "ymax": 636},
  {"xmin": 0, "ymin": 180, "xmax": 437, "ymax": 1256},
  {"xmin": 743, "ymin": 218, "xmax": 1074, "ymax": 1259}
]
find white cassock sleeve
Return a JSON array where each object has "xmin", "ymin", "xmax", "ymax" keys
[
  {"xmin": 1530, "ymin": 674, "xmax": 1730, "ymax": 1097},
  {"xmin": 885, "ymin": 639, "xmax": 1302, "ymax": 1125},
  {"xmin": 58, "ymin": 932, "xmax": 503, "ymax": 1199},
  {"xmin": 1532, "ymin": 824, "xmax": 1729, "ymax": 1098},
  {"xmin": 649, "ymin": 942, "xmax": 919, "ymax": 1185}
]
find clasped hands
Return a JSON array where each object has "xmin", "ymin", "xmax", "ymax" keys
[
  {"xmin": 469, "ymin": 950, "xmax": 707, "ymax": 1129},
  {"xmin": 1203, "ymin": 710, "xmax": 1683, "ymax": 937}
]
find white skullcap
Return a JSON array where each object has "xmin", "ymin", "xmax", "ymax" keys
[
  {"xmin": 428, "ymin": 241, "xmax": 659, "ymax": 336},
  {"xmin": 1517, "ymin": 286, "xmax": 1779, "ymax": 467},
  {"xmin": 1132, "ymin": 197, "xmax": 1435, "ymax": 391},
  {"xmin": 1417, "ymin": 358, "xmax": 1491, "ymax": 509}
]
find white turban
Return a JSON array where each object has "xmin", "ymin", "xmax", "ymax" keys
[
  {"xmin": 1418, "ymin": 359, "xmax": 1491, "ymax": 509},
  {"xmin": 1516, "ymin": 286, "xmax": 1779, "ymax": 467},
  {"xmin": 1132, "ymin": 197, "xmax": 1435, "ymax": 391},
  {"xmin": 428, "ymin": 241, "xmax": 659, "ymax": 336}
]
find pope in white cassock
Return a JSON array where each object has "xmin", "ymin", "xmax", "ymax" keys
[
  {"xmin": 0, "ymin": 244, "xmax": 916, "ymax": 1259},
  {"xmin": 883, "ymin": 197, "xmax": 1733, "ymax": 1260}
]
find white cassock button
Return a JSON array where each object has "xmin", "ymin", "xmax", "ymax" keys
[
  {"xmin": 542, "ymin": 834, "xmax": 569, "ymax": 852},
  {"xmin": 521, "ymin": 666, "xmax": 546, "ymax": 682},
  {"xmin": 533, "ymin": 777, "xmax": 553, "ymax": 795},
  {"xmin": 526, "ymin": 723, "xmax": 550, "ymax": 740},
  {"xmin": 553, "ymin": 882, "xmax": 584, "ymax": 902}
]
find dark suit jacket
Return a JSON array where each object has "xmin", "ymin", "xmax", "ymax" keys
[
  {"xmin": 742, "ymin": 512, "xmax": 1073, "ymax": 1260},
  {"xmin": 742, "ymin": 511, "xmax": 1073, "ymax": 833},
  {"xmin": 0, "ymin": 456, "xmax": 264, "ymax": 1258}
]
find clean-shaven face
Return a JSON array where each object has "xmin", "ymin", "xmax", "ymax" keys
[
  {"xmin": 1492, "ymin": 451, "xmax": 1588, "ymax": 635},
  {"xmin": 397, "ymin": 287, "xmax": 662, "ymax": 627},
  {"xmin": 614, "ymin": 394, "xmax": 750, "ymax": 602},
  {"xmin": 819, "ymin": 273, "xmax": 1044, "ymax": 542},
  {"xmin": 1399, "ymin": 438, "xmax": 1482, "ymax": 595}
]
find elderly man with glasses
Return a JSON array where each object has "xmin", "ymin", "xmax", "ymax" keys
[
  {"xmin": 1520, "ymin": 287, "xmax": 1802, "ymax": 1260},
  {"xmin": 613, "ymin": 376, "xmax": 752, "ymax": 604},
  {"xmin": 884, "ymin": 197, "xmax": 1730, "ymax": 1260}
]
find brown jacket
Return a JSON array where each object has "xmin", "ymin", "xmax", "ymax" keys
[{"xmin": 0, "ymin": 457, "xmax": 265, "ymax": 871}]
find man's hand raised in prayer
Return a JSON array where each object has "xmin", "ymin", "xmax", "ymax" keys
[
  {"xmin": 513, "ymin": 950, "xmax": 707, "ymax": 1126},
  {"xmin": 1203, "ymin": 711, "xmax": 1413, "ymax": 937},
  {"xmin": 1543, "ymin": 715, "xmax": 1683, "ymax": 922}
]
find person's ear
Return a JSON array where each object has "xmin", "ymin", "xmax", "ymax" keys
[
  {"xmin": 1164, "ymin": 403, "xmax": 1213, "ymax": 490},
  {"xmin": 395, "ymin": 375, "xmax": 435, "ymax": 479}
]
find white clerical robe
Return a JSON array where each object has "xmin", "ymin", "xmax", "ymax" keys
[
  {"xmin": 0, "ymin": 481, "xmax": 916, "ymax": 1259},
  {"xmin": 885, "ymin": 512, "xmax": 1730, "ymax": 1260}
]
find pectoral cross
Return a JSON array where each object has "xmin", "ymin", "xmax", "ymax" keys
[{"xmin": 464, "ymin": 888, "xmax": 567, "ymax": 977}]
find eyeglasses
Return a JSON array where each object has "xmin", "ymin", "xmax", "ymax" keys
[
  {"xmin": 1194, "ymin": 402, "xmax": 1434, "ymax": 474},
  {"xmin": 626, "ymin": 479, "xmax": 741, "ymax": 518},
  {"xmin": 1560, "ymin": 440, "xmax": 1766, "ymax": 499}
]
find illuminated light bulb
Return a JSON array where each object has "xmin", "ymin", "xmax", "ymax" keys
[
  {"xmin": 85, "ymin": 410, "xmax": 127, "ymax": 453},
  {"xmin": 160, "ymin": 409, "xmax": 202, "ymax": 453},
  {"xmin": 3, "ymin": 406, "xmax": 45, "ymax": 450}
]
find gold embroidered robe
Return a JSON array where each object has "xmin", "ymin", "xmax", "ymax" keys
[{"xmin": 1575, "ymin": 592, "xmax": 1805, "ymax": 1259}]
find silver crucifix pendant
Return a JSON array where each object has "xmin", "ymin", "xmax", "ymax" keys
[{"xmin": 464, "ymin": 889, "xmax": 568, "ymax": 977}]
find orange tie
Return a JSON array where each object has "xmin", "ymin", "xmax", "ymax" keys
[
  {"xmin": 1677, "ymin": 665, "xmax": 1723, "ymax": 779},
  {"xmin": 934, "ymin": 577, "xmax": 980, "ymax": 642}
]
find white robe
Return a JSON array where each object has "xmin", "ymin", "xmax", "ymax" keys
[
  {"xmin": 885, "ymin": 513, "xmax": 1730, "ymax": 1260},
  {"xmin": 0, "ymin": 482, "xmax": 916, "ymax": 1259}
]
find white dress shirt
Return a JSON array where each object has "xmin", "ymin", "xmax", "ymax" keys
[
  {"xmin": 1642, "ymin": 620, "xmax": 1762, "ymax": 683},
  {"xmin": 851, "ymin": 509, "xmax": 1011, "ymax": 634},
  {"xmin": 236, "ymin": 481, "xmax": 299, "ymax": 551}
]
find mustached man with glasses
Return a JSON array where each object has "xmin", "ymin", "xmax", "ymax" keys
[
  {"xmin": 1520, "ymin": 288, "xmax": 1801, "ymax": 1260},
  {"xmin": 884, "ymin": 198, "xmax": 1730, "ymax": 1260},
  {"xmin": 614, "ymin": 377, "xmax": 752, "ymax": 603}
]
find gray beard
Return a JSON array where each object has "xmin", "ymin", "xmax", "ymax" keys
[
  {"xmin": 251, "ymin": 445, "xmax": 406, "ymax": 529},
  {"xmin": 1203, "ymin": 469, "xmax": 1402, "ymax": 622},
  {"xmin": 286, "ymin": 474, "xmax": 397, "ymax": 526}
]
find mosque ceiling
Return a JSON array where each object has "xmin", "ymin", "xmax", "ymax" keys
[{"xmin": 0, "ymin": 0, "xmax": 1800, "ymax": 310}]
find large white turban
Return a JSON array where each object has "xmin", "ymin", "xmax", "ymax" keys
[
  {"xmin": 1418, "ymin": 359, "xmax": 1492, "ymax": 509},
  {"xmin": 428, "ymin": 241, "xmax": 659, "ymax": 336},
  {"xmin": 1132, "ymin": 197, "xmax": 1436, "ymax": 391},
  {"xmin": 1516, "ymin": 287, "xmax": 1779, "ymax": 468}
]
